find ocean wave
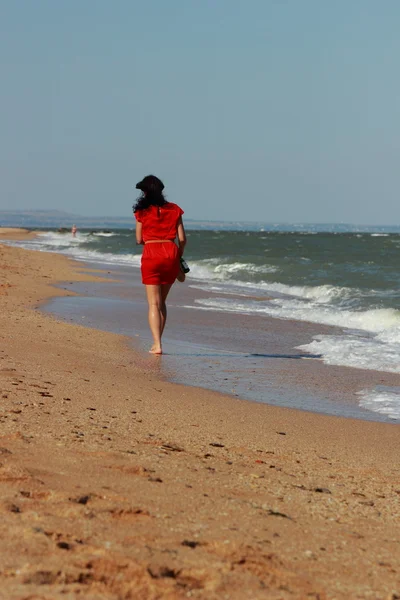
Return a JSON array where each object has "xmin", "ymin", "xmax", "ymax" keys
[
  {"xmin": 8, "ymin": 233, "xmax": 142, "ymax": 268},
  {"xmin": 188, "ymin": 283, "xmax": 265, "ymax": 298},
  {"xmin": 91, "ymin": 232, "xmax": 117, "ymax": 237},
  {"xmin": 190, "ymin": 259, "xmax": 278, "ymax": 284},
  {"xmin": 5, "ymin": 232, "xmax": 86, "ymax": 252},
  {"xmin": 189, "ymin": 259, "xmax": 278, "ymax": 281},
  {"xmin": 258, "ymin": 281, "xmax": 351, "ymax": 303},
  {"xmin": 356, "ymin": 387, "xmax": 400, "ymax": 420},
  {"xmin": 188, "ymin": 261, "xmax": 356, "ymax": 304},
  {"xmin": 191, "ymin": 298, "xmax": 400, "ymax": 334},
  {"xmin": 66, "ymin": 247, "xmax": 141, "ymax": 267},
  {"xmin": 192, "ymin": 274, "xmax": 399, "ymax": 306},
  {"xmin": 37, "ymin": 231, "xmax": 89, "ymax": 247},
  {"xmin": 297, "ymin": 328, "xmax": 400, "ymax": 374},
  {"xmin": 189, "ymin": 295, "xmax": 400, "ymax": 377}
]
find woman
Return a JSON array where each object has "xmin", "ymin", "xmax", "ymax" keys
[{"xmin": 134, "ymin": 175, "xmax": 186, "ymax": 355}]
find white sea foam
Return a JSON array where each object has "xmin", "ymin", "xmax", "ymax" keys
[
  {"xmin": 258, "ymin": 282, "xmax": 351, "ymax": 303},
  {"xmin": 7, "ymin": 232, "xmax": 142, "ymax": 268},
  {"xmin": 34, "ymin": 231, "xmax": 89, "ymax": 248},
  {"xmin": 189, "ymin": 260, "xmax": 356, "ymax": 304},
  {"xmin": 190, "ymin": 294, "xmax": 400, "ymax": 379},
  {"xmin": 189, "ymin": 278, "xmax": 352, "ymax": 306},
  {"xmin": 193, "ymin": 297, "xmax": 400, "ymax": 333},
  {"xmin": 297, "ymin": 331, "xmax": 400, "ymax": 374},
  {"xmin": 188, "ymin": 247, "xmax": 400, "ymax": 383},
  {"xmin": 356, "ymin": 387, "xmax": 400, "ymax": 420},
  {"xmin": 67, "ymin": 247, "xmax": 142, "ymax": 267},
  {"xmin": 188, "ymin": 283, "xmax": 265, "ymax": 298},
  {"xmin": 189, "ymin": 259, "xmax": 277, "ymax": 281},
  {"xmin": 92, "ymin": 232, "xmax": 116, "ymax": 237}
]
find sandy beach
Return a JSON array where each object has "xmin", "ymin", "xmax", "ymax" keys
[{"xmin": 0, "ymin": 229, "xmax": 399, "ymax": 599}]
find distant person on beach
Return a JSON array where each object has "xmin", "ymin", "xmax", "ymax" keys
[
  {"xmin": 134, "ymin": 175, "xmax": 186, "ymax": 355},
  {"xmin": 71, "ymin": 224, "xmax": 77, "ymax": 237}
]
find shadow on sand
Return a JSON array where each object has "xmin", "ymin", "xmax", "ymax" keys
[{"xmin": 163, "ymin": 352, "xmax": 322, "ymax": 359}]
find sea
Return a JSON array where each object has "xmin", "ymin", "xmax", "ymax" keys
[{"xmin": 9, "ymin": 225, "xmax": 400, "ymax": 421}]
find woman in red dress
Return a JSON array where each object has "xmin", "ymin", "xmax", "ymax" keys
[{"xmin": 134, "ymin": 175, "xmax": 186, "ymax": 355}]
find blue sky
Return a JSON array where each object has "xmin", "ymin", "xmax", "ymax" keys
[{"xmin": 1, "ymin": 0, "xmax": 400, "ymax": 224}]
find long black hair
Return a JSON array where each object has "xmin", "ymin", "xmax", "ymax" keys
[{"xmin": 133, "ymin": 175, "xmax": 167, "ymax": 212}]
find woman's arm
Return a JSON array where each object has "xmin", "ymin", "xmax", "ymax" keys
[
  {"xmin": 136, "ymin": 221, "xmax": 144, "ymax": 245},
  {"xmin": 177, "ymin": 217, "xmax": 186, "ymax": 256}
]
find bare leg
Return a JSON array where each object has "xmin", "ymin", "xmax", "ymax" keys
[
  {"xmin": 160, "ymin": 283, "xmax": 173, "ymax": 335},
  {"xmin": 145, "ymin": 285, "xmax": 163, "ymax": 354}
]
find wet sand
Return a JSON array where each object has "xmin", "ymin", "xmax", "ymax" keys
[
  {"xmin": 0, "ymin": 229, "xmax": 399, "ymax": 599},
  {"xmin": 46, "ymin": 265, "xmax": 400, "ymax": 422}
]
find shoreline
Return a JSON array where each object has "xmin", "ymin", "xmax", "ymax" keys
[
  {"xmin": 44, "ymin": 262, "xmax": 399, "ymax": 424},
  {"xmin": 6, "ymin": 227, "xmax": 400, "ymax": 422},
  {"xmin": 0, "ymin": 229, "xmax": 399, "ymax": 599}
]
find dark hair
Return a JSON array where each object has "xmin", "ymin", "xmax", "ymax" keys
[{"xmin": 133, "ymin": 175, "xmax": 167, "ymax": 212}]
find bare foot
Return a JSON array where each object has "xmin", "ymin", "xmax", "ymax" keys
[{"xmin": 149, "ymin": 345, "xmax": 162, "ymax": 355}]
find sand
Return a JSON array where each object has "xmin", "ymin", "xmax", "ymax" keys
[{"xmin": 0, "ymin": 228, "xmax": 399, "ymax": 600}]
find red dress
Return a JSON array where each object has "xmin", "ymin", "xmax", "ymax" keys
[{"xmin": 135, "ymin": 202, "xmax": 184, "ymax": 285}]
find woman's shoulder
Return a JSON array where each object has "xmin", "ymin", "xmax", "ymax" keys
[
  {"xmin": 165, "ymin": 202, "xmax": 184, "ymax": 215},
  {"xmin": 134, "ymin": 207, "xmax": 147, "ymax": 222}
]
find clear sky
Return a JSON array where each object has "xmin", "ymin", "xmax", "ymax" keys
[{"xmin": 1, "ymin": 0, "xmax": 400, "ymax": 224}]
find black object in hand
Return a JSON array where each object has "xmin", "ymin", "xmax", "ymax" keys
[{"xmin": 180, "ymin": 257, "xmax": 190, "ymax": 273}]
